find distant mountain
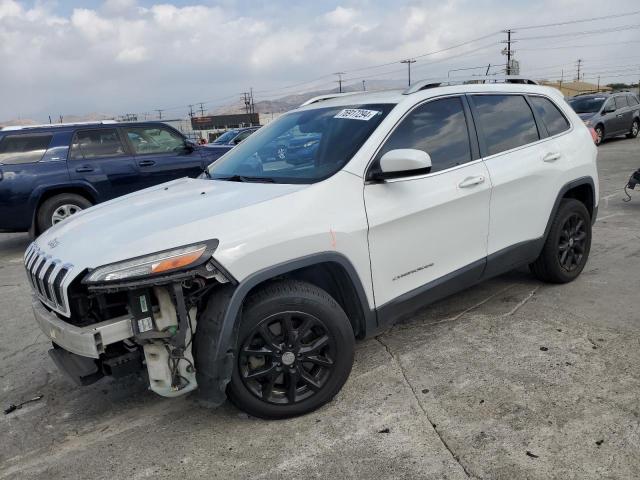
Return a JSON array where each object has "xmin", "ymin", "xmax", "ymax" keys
[{"xmin": 214, "ymin": 79, "xmax": 405, "ymax": 115}]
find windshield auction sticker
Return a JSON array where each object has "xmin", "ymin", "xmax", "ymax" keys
[{"xmin": 334, "ymin": 109, "xmax": 381, "ymax": 121}]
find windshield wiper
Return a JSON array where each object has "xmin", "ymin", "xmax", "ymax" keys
[{"xmin": 217, "ymin": 174, "xmax": 275, "ymax": 183}]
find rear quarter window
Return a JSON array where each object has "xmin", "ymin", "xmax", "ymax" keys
[
  {"xmin": 471, "ymin": 95, "xmax": 539, "ymax": 156},
  {"xmin": 628, "ymin": 95, "xmax": 639, "ymax": 107},
  {"xmin": 529, "ymin": 96, "xmax": 570, "ymax": 136},
  {"xmin": 0, "ymin": 134, "xmax": 53, "ymax": 165}
]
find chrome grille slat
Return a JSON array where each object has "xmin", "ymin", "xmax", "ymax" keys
[
  {"xmin": 36, "ymin": 256, "xmax": 52, "ymax": 298},
  {"xmin": 24, "ymin": 243, "xmax": 73, "ymax": 317}
]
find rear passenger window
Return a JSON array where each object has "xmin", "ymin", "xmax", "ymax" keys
[
  {"xmin": 124, "ymin": 126, "xmax": 185, "ymax": 155},
  {"xmin": 529, "ymin": 96, "xmax": 570, "ymax": 136},
  {"xmin": 628, "ymin": 95, "xmax": 640, "ymax": 106},
  {"xmin": 70, "ymin": 129, "xmax": 125, "ymax": 160},
  {"xmin": 0, "ymin": 134, "xmax": 53, "ymax": 165},
  {"xmin": 472, "ymin": 95, "xmax": 539, "ymax": 156},
  {"xmin": 377, "ymin": 97, "xmax": 472, "ymax": 173},
  {"xmin": 614, "ymin": 96, "xmax": 628, "ymax": 109}
]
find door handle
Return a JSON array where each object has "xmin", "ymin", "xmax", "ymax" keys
[
  {"xmin": 458, "ymin": 176, "xmax": 485, "ymax": 188},
  {"xmin": 75, "ymin": 166, "xmax": 94, "ymax": 173},
  {"xmin": 543, "ymin": 152, "xmax": 561, "ymax": 162},
  {"xmin": 138, "ymin": 160, "xmax": 156, "ymax": 167},
  {"xmin": 616, "ymin": 114, "xmax": 624, "ymax": 118}
]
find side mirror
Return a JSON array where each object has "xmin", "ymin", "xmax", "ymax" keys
[
  {"xmin": 371, "ymin": 149, "xmax": 432, "ymax": 181},
  {"xmin": 184, "ymin": 139, "xmax": 196, "ymax": 151}
]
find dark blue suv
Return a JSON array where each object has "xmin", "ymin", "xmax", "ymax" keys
[{"xmin": 0, "ymin": 121, "xmax": 217, "ymax": 234}]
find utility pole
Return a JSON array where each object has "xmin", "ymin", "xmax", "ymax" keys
[
  {"xmin": 48, "ymin": 115, "xmax": 52, "ymax": 124},
  {"xmin": 188, "ymin": 105, "xmax": 195, "ymax": 118},
  {"xmin": 597, "ymin": 76, "xmax": 600, "ymax": 92},
  {"xmin": 334, "ymin": 72, "xmax": 345, "ymax": 93},
  {"xmin": 241, "ymin": 93, "xmax": 251, "ymax": 114},
  {"xmin": 199, "ymin": 103, "xmax": 205, "ymax": 117},
  {"xmin": 155, "ymin": 109, "xmax": 163, "ymax": 120},
  {"xmin": 400, "ymin": 59, "xmax": 416, "ymax": 86},
  {"xmin": 362, "ymin": 80, "xmax": 366, "ymax": 91},
  {"xmin": 559, "ymin": 69, "xmax": 564, "ymax": 90},
  {"xmin": 59, "ymin": 115, "xmax": 63, "ymax": 123},
  {"xmin": 501, "ymin": 30, "xmax": 516, "ymax": 75},
  {"xmin": 250, "ymin": 88, "xmax": 255, "ymax": 115},
  {"xmin": 576, "ymin": 59, "xmax": 582, "ymax": 81}
]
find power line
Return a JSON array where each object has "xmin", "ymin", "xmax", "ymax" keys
[
  {"xmin": 516, "ymin": 24, "xmax": 640, "ymax": 41},
  {"xmin": 512, "ymin": 10, "xmax": 640, "ymax": 30},
  {"xmin": 517, "ymin": 39, "xmax": 640, "ymax": 51}
]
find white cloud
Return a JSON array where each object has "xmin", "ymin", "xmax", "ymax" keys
[
  {"xmin": 116, "ymin": 45, "xmax": 147, "ymax": 63},
  {"xmin": 324, "ymin": 6, "xmax": 357, "ymax": 26},
  {"xmin": 0, "ymin": 0, "xmax": 21, "ymax": 20},
  {"xmin": 0, "ymin": 0, "xmax": 638, "ymax": 121}
]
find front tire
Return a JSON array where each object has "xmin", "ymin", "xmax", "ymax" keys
[
  {"xmin": 227, "ymin": 280, "xmax": 355, "ymax": 419},
  {"xmin": 627, "ymin": 119, "xmax": 639, "ymax": 139},
  {"xmin": 36, "ymin": 193, "xmax": 92, "ymax": 233},
  {"xmin": 530, "ymin": 199, "xmax": 592, "ymax": 284}
]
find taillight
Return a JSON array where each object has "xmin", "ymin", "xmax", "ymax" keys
[{"xmin": 589, "ymin": 127, "xmax": 598, "ymax": 144}]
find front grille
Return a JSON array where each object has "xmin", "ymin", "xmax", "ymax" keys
[{"xmin": 24, "ymin": 243, "xmax": 72, "ymax": 317}]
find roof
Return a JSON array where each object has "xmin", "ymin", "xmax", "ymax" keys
[
  {"xmin": 0, "ymin": 121, "xmax": 174, "ymax": 135},
  {"xmin": 297, "ymin": 80, "xmax": 563, "ymax": 112}
]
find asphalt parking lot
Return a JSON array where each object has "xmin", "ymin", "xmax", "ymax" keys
[{"xmin": 1, "ymin": 136, "xmax": 639, "ymax": 480}]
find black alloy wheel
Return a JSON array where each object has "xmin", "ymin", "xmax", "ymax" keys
[
  {"xmin": 557, "ymin": 213, "xmax": 587, "ymax": 272},
  {"xmin": 529, "ymin": 198, "xmax": 592, "ymax": 284},
  {"xmin": 239, "ymin": 311, "xmax": 335, "ymax": 405},
  {"xmin": 226, "ymin": 280, "xmax": 355, "ymax": 419}
]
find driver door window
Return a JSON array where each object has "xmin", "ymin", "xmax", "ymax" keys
[
  {"xmin": 124, "ymin": 126, "xmax": 185, "ymax": 155},
  {"xmin": 376, "ymin": 96, "xmax": 472, "ymax": 173}
]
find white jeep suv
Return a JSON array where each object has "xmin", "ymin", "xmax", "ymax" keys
[{"xmin": 25, "ymin": 77, "xmax": 598, "ymax": 419}]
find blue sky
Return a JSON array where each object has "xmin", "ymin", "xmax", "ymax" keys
[{"xmin": 1, "ymin": 0, "xmax": 639, "ymax": 121}]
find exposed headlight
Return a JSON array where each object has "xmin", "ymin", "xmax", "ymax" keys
[
  {"xmin": 85, "ymin": 242, "xmax": 215, "ymax": 283},
  {"xmin": 303, "ymin": 140, "xmax": 319, "ymax": 148}
]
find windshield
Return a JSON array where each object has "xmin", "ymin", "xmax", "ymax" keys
[
  {"xmin": 206, "ymin": 104, "xmax": 394, "ymax": 184},
  {"xmin": 568, "ymin": 97, "xmax": 606, "ymax": 114},
  {"xmin": 212, "ymin": 130, "xmax": 238, "ymax": 144}
]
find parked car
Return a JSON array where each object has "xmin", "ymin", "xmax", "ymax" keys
[
  {"xmin": 568, "ymin": 92, "xmax": 640, "ymax": 145},
  {"xmin": 0, "ymin": 121, "xmax": 220, "ymax": 234},
  {"xmin": 26, "ymin": 78, "xmax": 598, "ymax": 419},
  {"xmin": 203, "ymin": 126, "xmax": 260, "ymax": 160},
  {"xmin": 257, "ymin": 129, "xmax": 320, "ymax": 165}
]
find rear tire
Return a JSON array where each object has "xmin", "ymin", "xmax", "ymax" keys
[
  {"xmin": 36, "ymin": 193, "xmax": 92, "ymax": 233},
  {"xmin": 530, "ymin": 199, "xmax": 592, "ymax": 284},
  {"xmin": 627, "ymin": 119, "xmax": 639, "ymax": 139},
  {"xmin": 227, "ymin": 280, "xmax": 355, "ymax": 419}
]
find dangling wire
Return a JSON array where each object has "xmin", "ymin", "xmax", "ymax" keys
[{"xmin": 623, "ymin": 185, "xmax": 632, "ymax": 202}]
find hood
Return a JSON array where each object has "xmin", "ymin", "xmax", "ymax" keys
[{"xmin": 35, "ymin": 177, "xmax": 306, "ymax": 271}]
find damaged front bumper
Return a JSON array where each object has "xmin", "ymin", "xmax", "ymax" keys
[{"xmin": 32, "ymin": 295, "xmax": 133, "ymax": 358}]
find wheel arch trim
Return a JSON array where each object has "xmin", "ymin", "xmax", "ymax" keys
[
  {"xmin": 544, "ymin": 177, "xmax": 597, "ymax": 243},
  {"xmin": 213, "ymin": 252, "xmax": 375, "ymax": 361}
]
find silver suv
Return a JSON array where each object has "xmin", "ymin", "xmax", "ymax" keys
[{"xmin": 568, "ymin": 92, "xmax": 640, "ymax": 145}]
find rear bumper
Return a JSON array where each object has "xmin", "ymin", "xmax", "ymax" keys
[{"xmin": 32, "ymin": 296, "xmax": 133, "ymax": 358}]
